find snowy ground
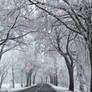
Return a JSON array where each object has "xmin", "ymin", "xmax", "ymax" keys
[
  {"xmin": 0, "ymin": 84, "xmax": 84, "ymax": 92},
  {"xmin": 0, "ymin": 88, "xmax": 80, "ymax": 92}
]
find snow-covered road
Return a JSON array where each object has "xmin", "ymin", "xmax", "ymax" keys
[{"xmin": 0, "ymin": 84, "xmax": 81, "ymax": 92}]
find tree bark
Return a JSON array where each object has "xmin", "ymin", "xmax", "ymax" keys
[
  {"xmin": 49, "ymin": 75, "xmax": 53, "ymax": 84},
  {"xmin": 89, "ymin": 48, "xmax": 92, "ymax": 92},
  {"xmin": 53, "ymin": 74, "xmax": 58, "ymax": 86},
  {"xmin": 12, "ymin": 66, "xmax": 15, "ymax": 88},
  {"xmin": 68, "ymin": 67, "xmax": 74, "ymax": 91},
  {"xmin": 21, "ymin": 70, "xmax": 23, "ymax": 87},
  {"xmin": 64, "ymin": 56, "xmax": 74, "ymax": 91},
  {"xmin": 33, "ymin": 73, "xmax": 36, "ymax": 85},
  {"xmin": 0, "ymin": 84, "xmax": 1, "ymax": 89},
  {"xmin": 80, "ymin": 84, "xmax": 84, "ymax": 91},
  {"xmin": 26, "ymin": 72, "xmax": 29, "ymax": 87},
  {"xmin": 0, "ymin": 81, "xmax": 2, "ymax": 88},
  {"xmin": 26, "ymin": 69, "xmax": 33, "ymax": 86}
]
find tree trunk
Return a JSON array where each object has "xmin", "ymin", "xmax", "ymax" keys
[
  {"xmin": 33, "ymin": 73, "xmax": 36, "ymax": 85},
  {"xmin": 89, "ymin": 48, "xmax": 92, "ymax": 92},
  {"xmin": 26, "ymin": 72, "xmax": 29, "ymax": 87},
  {"xmin": 64, "ymin": 57, "xmax": 74, "ymax": 91},
  {"xmin": 0, "ymin": 84, "xmax": 1, "ymax": 89},
  {"xmin": 68, "ymin": 67, "xmax": 74, "ymax": 91},
  {"xmin": 80, "ymin": 84, "xmax": 84, "ymax": 91},
  {"xmin": 45, "ymin": 76, "xmax": 48, "ymax": 83},
  {"xmin": 49, "ymin": 75, "xmax": 54, "ymax": 84},
  {"xmin": 21, "ymin": 71, "xmax": 23, "ymax": 87},
  {"xmin": 29, "ymin": 76, "xmax": 32, "ymax": 86},
  {"xmin": 0, "ymin": 81, "xmax": 2, "ymax": 89},
  {"xmin": 53, "ymin": 74, "xmax": 58, "ymax": 86},
  {"xmin": 26, "ymin": 69, "xmax": 33, "ymax": 86},
  {"xmin": 26, "ymin": 72, "xmax": 30, "ymax": 86},
  {"xmin": 12, "ymin": 66, "xmax": 15, "ymax": 88}
]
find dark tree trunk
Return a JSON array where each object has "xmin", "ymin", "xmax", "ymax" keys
[
  {"xmin": 53, "ymin": 74, "xmax": 58, "ymax": 86},
  {"xmin": 80, "ymin": 84, "xmax": 84, "ymax": 91},
  {"xmin": 33, "ymin": 73, "xmax": 36, "ymax": 85},
  {"xmin": 12, "ymin": 66, "xmax": 15, "ymax": 88},
  {"xmin": 64, "ymin": 57, "xmax": 74, "ymax": 91},
  {"xmin": 49, "ymin": 75, "xmax": 54, "ymax": 84},
  {"xmin": 0, "ymin": 77, "xmax": 4, "ymax": 89},
  {"xmin": 68, "ymin": 67, "xmax": 74, "ymax": 91},
  {"xmin": 0, "ymin": 84, "xmax": 1, "ymax": 89},
  {"xmin": 89, "ymin": 48, "xmax": 92, "ymax": 92},
  {"xmin": 26, "ymin": 69, "xmax": 33, "ymax": 86},
  {"xmin": 26, "ymin": 73, "xmax": 29, "ymax": 87},
  {"xmin": 0, "ymin": 81, "xmax": 2, "ymax": 88},
  {"xmin": 45, "ymin": 76, "xmax": 48, "ymax": 83},
  {"xmin": 26, "ymin": 75, "xmax": 32, "ymax": 86},
  {"xmin": 21, "ymin": 71, "xmax": 23, "ymax": 87},
  {"xmin": 29, "ymin": 76, "xmax": 32, "ymax": 86}
]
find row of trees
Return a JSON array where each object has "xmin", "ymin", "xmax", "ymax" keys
[
  {"xmin": 24, "ymin": 0, "xmax": 91, "ymax": 91},
  {"xmin": 0, "ymin": 0, "xmax": 91, "ymax": 92},
  {"xmin": 0, "ymin": 0, "xmax": 38, "ymax": 88}
]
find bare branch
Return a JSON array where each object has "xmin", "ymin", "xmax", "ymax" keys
[
  {"xmin": 0, "ymin": 12, "xmax": 20, "ymax": 46},
  {"xmin": 28, "ymin": 0, "xmax": 82, "ymax": 35}
]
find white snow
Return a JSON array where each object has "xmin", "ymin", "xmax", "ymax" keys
[
  {"xmin": 2, "ymin": 83, "xmax": 21, "ymax": 89},
  {"xmin": 6, "ymin": 84, "xmax": 37, "ymax": 92},
  {"xmin": 0, "ymin": 83, "xmax": 84, "ymax": 92},
  {"xmin": 48, "ymin": 83, "xmax": 71, "ymax": 92},
  {"xmin": 48, "ymin": 83, "xmax": 82, "ymax": 92}
]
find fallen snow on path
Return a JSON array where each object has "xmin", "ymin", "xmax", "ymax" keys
[
  {"xmin": 48, "ymin": 83, "xmax": 82, "ymax": 92},
  {"xmin": 0, "ymin": 84, "xmax": 82, "ymax": 92},
  {"xmin": 2, "ymin": 84, "xmax": 38, "ymax": 92},
  {"xmin": 48, "ymin": 83, "xmax": 72, "ymax": 92},
  {"xmin": 0, "ymin": 87, "xmax": 29, "ymax": 92}
]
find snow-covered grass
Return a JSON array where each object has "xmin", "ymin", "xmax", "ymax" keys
[
  {"xmin": 6, "ymin": 84, "xmax": 38, "ymax": 92},
  {"xmin": 0, "ymin": 84, "xmax": 70, "ymax": 92},
  {"xmin": 0, "ymin": 89, "xmax": 8, "ymax": 92},
  {"xmin": 0, "ymin": 83, "xmax": 86, "ymax": 92},
  {"xmin": 49, "ymin": 83, "xmax": 67, "ymax": 90},
  {"xmin": 48, "ymin": 83, "xmax": 83, "ymax": 92},
  {"xmin": 7, "ymin": 86, "xmax": 31, "ymax": 92},
  {"xmin": 0, "ymin": 86, "xmax": 29, "ymax": 92},
  {"xmin": 48, "ymin": 83, "xmax": 73, "ymax": 92}
]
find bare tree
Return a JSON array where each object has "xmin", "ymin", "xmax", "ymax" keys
[
  {"xmin": 28, "ymin": 0, "xmax": 92, "ymax": 91},
  {"xmin": 11, "ymin": 65, "xmax": 15, "ymax": 88},
  {"xmin": 0, "ymin": 63, "xmax": 8, "ymax": 88}
]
